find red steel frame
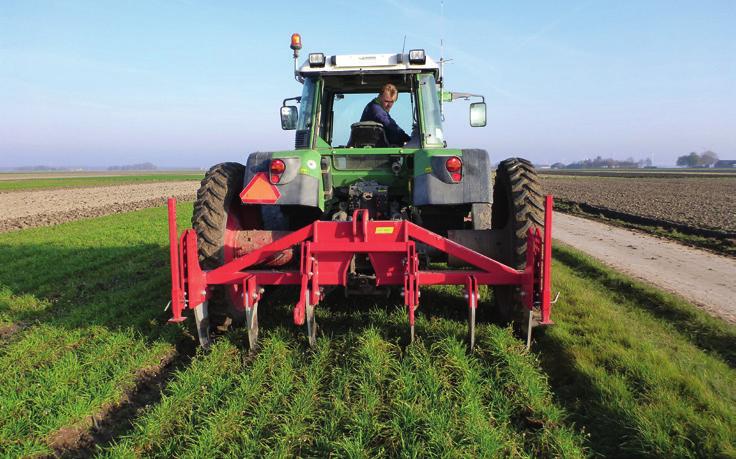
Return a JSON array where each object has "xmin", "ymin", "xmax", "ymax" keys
[{"xmin": 167, "ymin": 196, "xmax": 554, "ymax": 330}]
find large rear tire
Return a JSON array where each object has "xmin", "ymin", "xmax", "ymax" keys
[
  {"xmin": 491, "ymin": 158, "xmax": 544, "ymax": 322},
  {"xmin": 193, "ymin": 162, "xmax": 259, "ymax": 323}
]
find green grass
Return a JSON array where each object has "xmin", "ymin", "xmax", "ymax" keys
[
  {"xmin": 538, "ymin": 243, "xmax": 736, "ymax": 457},
  {"xmin": 1, "ymin": 205, "xmax": 734, "ymax": 457},
  {"xmin": 0, "ymin": 206, "xmax": 190, "ymax": 456},
  {"xmin": 103, "ymin": 313, "xmax": 583, "ymax": 458},
  {"xmin": 0, "ymin": 173, "xmax": 203, "ymax": 191}
]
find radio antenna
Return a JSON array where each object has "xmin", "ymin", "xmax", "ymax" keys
[
  {"xmin": 438, "ymin": 0, "xmax": 453, "ymax": 80},
  {"xmin": 402, "ymin": 35, "xmax": 407, "ymax": 54},
  {"xmin": 439, "ymin": 0, "xmax": 446, "ymax": 118},
  {"xmin": 439, "ymin": 1, "xmax": 453, "ymax": 85},
  {"xmin": 440, "ymin": 1, "xmax": 445, "ymax": 82}
]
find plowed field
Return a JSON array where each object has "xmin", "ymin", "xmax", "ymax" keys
[
  {"xmin": 0, "ymin": 181, "xmax": 197, "ymax": 232},
  {"xmin": 541, "ymin": 174, "xmax": 736, "ymax": 233}
]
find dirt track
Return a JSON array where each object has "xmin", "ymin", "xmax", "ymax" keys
[
  {"xmin": 0, "ymin": 181, "xmax": 198, "ymax": 232},
  {"xmin": 554, "ymin": 213, "xmax": 736, "ymax": 324}
]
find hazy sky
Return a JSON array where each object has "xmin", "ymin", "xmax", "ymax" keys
[{"xmin": 1, "ymin": 0, "xmax": 734, "ymax": 168}]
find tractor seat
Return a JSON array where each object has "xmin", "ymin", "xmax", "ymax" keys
[{"xmin": 347, "ymin": 122, "xmax": 389, "ymax": 148}]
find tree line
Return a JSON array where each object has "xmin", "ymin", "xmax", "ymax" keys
[
  {"xmin": 551, "ymin": 156, "xmax": 653, "ymax": 169},
  {"xmin": 675, "ymin": 151, "xmax": 718, "ymax": 168}
]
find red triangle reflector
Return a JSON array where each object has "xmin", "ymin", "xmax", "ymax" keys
[{"xmin": 240, "ymin": 172, "xmax": 281, "ymax": 204}]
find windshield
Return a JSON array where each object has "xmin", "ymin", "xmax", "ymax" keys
[
  {"xmin": 298, "ymin": 77, "xmax": 317, "ymax": 131},
  {"xmin": 418, "ymin": 74, "xmax": 444, "ymax": 147}
]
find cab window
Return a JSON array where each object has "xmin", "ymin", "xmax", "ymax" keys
[{"xmin": 330, "ymin": 92, "xmax": 413, "ymax": 148}]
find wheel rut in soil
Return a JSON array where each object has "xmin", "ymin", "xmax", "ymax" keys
[{"xmin": 48, "ymin": 339, "xmax": 198, "ymax": 458}]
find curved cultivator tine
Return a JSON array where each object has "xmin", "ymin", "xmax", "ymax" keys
[
  {"xmin": 246, "ymin": 302, "xmax": 259, "ymax": 351},
  {"xmin": 193, "ymin": 301, "xmax": 211, "ymax": 351},
  {"xmin": 305, "ymin": 303, "xmax": 317, "ymax": 347},
  {"xmin": 466, "ymin": 276, "xmax": 478, "ymax": 350}
]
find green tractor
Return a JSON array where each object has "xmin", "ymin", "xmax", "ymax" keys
[{"xmin": 167, "ymin": 35, "xmax": 553, "ymax": 350}]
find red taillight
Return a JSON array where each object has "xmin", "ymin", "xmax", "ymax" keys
[
  {"xmin": 270, "ymin": 159, "xmax": 286, "ymax": 174},
  {"xmin": 270, "ymin": 159, "xmax": 285, "ymax": 183},
  {"xmin": 446, "ymin": 156, "xmax": 462, "ymax": 173},
  {"xmin": 446, "ymin": 156, "xmax": 462, "ymax": 182}
]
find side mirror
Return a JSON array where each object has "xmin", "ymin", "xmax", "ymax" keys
[
  {"xmin": 469, "ymin": 102, "xmax": 486, "ymax": 127},
  {"xmin": 280, "ymin": 106, "xmax": 298, "ymax": 130}
]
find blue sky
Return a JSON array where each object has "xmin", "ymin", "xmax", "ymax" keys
[{"xmin": 1, "ymin": 0, "xmax": 734, "ymax": 168}]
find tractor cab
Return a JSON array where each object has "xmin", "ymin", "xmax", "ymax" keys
[
  {"xmin": 272, "ymin": 38, "xmax": 493, "ymax": 235},
  {"xmin": 281, "ymin": 48, "xmax": 486, "ymax": 151}
]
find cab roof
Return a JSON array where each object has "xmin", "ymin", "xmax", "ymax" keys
[{"xmin": 298, "ymin": 52, "xmax": 440, "ymax": 77}]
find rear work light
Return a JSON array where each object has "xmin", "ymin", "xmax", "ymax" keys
[
  {"xmin": 270, "ymin": 159, "xmax": 286, "ymax": 183},
  {"xmin": 308, "ymin": 53, "xmax": 325, "ymax": 67},
  {"xmin": 445, "ymin": 156, "xmax": 462, "ymax": 182},
  {"xmin": 408, "ymin": 49, "xmax": 426, "ymax": 65}
]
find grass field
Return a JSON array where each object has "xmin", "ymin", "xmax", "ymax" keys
[
  {"xmin": 0, "ymin": 172, "xmax": 203, "ymax": 192},
  {"xmin": 0, "ymin": 204, "xmax": 734, "ymax": 457}
]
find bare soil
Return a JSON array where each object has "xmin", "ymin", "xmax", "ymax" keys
[
  {"xmin": 0, "ymin": 181, "xmax": 198, "ymax": 232},
  {"xmin": 0, "ymin": 322, "xmax": 24, "ymax": 342},
  {"xmin": 0, "ymin": 171, "xmax": 201, "ymax": 180},
  {"xmin": 541, "ymin": 175, "xmax": 736, "ymax": 233},
  {"xmin": 554, "ymin": 213, "xmax": 736, "ymax": 324}
]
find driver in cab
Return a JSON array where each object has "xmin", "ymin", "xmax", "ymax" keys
[{"xmin": 360, "ymin": 83, "xmax": 411, "ymax": 146}]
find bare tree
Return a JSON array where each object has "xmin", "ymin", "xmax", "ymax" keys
[{"xmin": 701, "ymin": 151, "xmax": 719, "ymax": 167}]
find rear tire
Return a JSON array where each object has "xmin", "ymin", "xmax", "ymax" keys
[
  {"xmin": 192, "ymin": 162, "xmax": 256, "ymax": 323},
  {"xmin": 491, "ymin": 158, "xmax": 544, "ymax": 322}
]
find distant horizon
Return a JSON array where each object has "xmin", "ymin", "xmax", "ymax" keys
[{"xmin": 3, "ymin": 154, "xmax": 730, "ymax": 171}]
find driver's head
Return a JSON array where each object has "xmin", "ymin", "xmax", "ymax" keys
[{"xmin": 379, "ymin": 83, "xmax": 399, "ymax": 112}]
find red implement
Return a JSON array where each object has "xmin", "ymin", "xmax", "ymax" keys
[{"xmin": 167, "ymin": 196, "xmax": 555, "ymax": 348}]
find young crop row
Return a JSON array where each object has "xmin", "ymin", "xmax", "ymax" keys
[{"xmin": 0, "ymin": 204, "xmax": 734, "ymax": 457}]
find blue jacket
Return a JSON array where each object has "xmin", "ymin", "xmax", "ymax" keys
[{"xmin": 360, "ymin": 98, "xmax": 411, "ymax": 146}]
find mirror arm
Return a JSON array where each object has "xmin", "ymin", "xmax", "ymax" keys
[
  {"xmin": 450, "ymin": 92, "xmax": 484, "ymax": 103},
  {"xmin": 283, "ymin": 96, "xmax": 301, "ymax": 107}
]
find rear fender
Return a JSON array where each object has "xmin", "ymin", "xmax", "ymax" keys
[
  {"xmin": 244, "ymin": 150, "xmax": 324, "ymax": 210},
  {"xmin": 413, "ymin": 149, "xmax": 492, "ymax": 206}
]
